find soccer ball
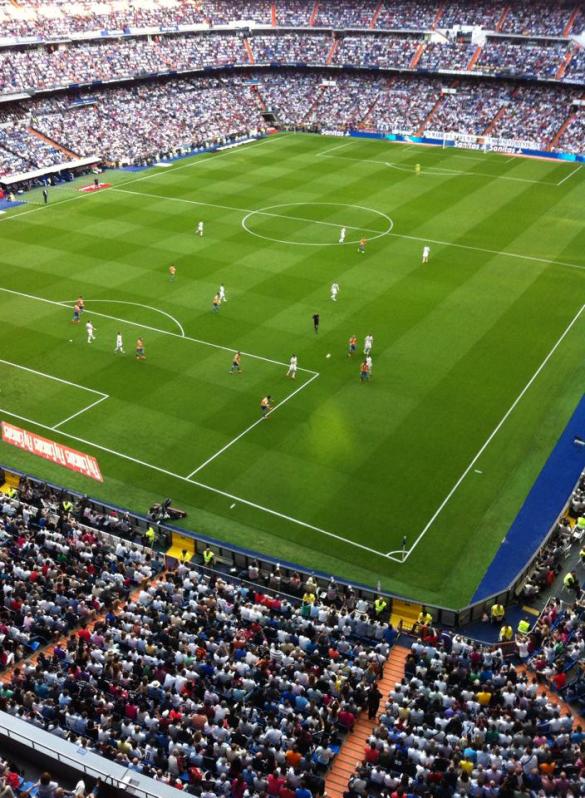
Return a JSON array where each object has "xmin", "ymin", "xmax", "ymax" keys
[
  {"xmin": 69, "ymin": 339, "xmax": 73, "ymax": 342},
  {"xmin": 326, "ymin": 353, "xmax": 331, "ymax": 358}
]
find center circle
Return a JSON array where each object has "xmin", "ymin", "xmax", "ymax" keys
[{"xmin": 241, "ymin": 202, "xmax": 394, "ymax": 247}]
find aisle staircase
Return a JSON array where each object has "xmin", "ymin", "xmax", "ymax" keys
[
  {"xmin": 369, "ymin": 0, "xmax": 384, "ymax": 29},
  {"xmin": 309, "ymin": 0, "xmax": 319, "ymax": 26},
  {"xmin": 244, "ymin": 37, "xmax": 256, "ymax": 65},
  {"xmin": 467, "ymin": 45, "xmax": 482, "ymax": 71},
  {"xmin": 431, "ymin": 2, "xmax": 446, "ymax": 30},
  {"xmin": 547, "ymin": 111, "xmax": 576, "ymax": 151},
  {"xmin": 563, "ymin": 6, "xmax": 581, "ymax": 37},
  {"xmin": 416, "ymin": 94, "xmax": 445, "ymax": 136},
  {"xmin": 495, "ymin": 5, "xmax": 510, "ymax": 32},
  {"xmin": 326, "ymin": 38, "xmax": 339, "ymax": 65},
  {"xmin": 28, "ymin": 126, "xmax": 79, "ymax": 159},
  {"xmin": 483, "ymin": 105, "xmax": 507, "ymax": 136},
  {"xmin": 324, "ymin": 645, "xmax": 410, "ymax": 798},
  {"xmin": 555, "ymin": 49, "xmax": 573, "ymax": 81},
  {"xmin": 409, "ymin": 43, "xmax": 425, "ymax": 69},
  {"xmin": 271, "ymin": 0, "xmax": 277, "ymax": 27}
]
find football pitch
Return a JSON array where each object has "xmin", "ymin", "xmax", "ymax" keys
[{"xmin": 1, "ymin": 132, "xmax": 584, "ymax": 608}]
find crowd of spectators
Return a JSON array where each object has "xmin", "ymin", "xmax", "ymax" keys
[
  {"xmin": 487, "ymin": 85, "xmax": 580, "ymax": 147},
  {"xmin": 30, "ymin": 78, "xmax": 266, "ymax": 166},
  {"xmin": 0, "ymin": 34, "xmax": 249, "ymax": 94},
  {"xmin": 428, "ymin": 83, "xmax": 514, "ymax": 137},
  {"xmin": 250, "ymin": 33, "xmax": 332, "ymax": 63},
  {"xmin": 340, "ymin": 618, "xmax": 585, "ymax": 798},
  {"xmin": 476, "ymin": 40, "xmax": 569, "ymax": 79},
  {"xmin": 555, "ymin": 110, "xmax": 585, "ymax": 154},
  {"xmin": 418, "ymin": 40, "xmax": 477, "ymax": 72},
  {"xmin": 0, "ymin": 31, "xmax": 579, "ymax": 96},
  {"xmin": 0, "ymin": 479, "xmax": 160, "ymax": 672},
  {"xmin": 0, "ymin": 126, "xmax": 72, "ymax": 176},
  {"xmin": 332, "ymin": 34, "xmax": 418, "ymax": 69},
  {"xmin": 2, "ymin": 68, "xmax": 583, "ymax": 178},
  {"xmin": 0, "ymin": 0, "xmax": 583, "ymax": 40},
  {"xmin": 0, "ymin": 478, "xmax": 399, "ymax": 793}
]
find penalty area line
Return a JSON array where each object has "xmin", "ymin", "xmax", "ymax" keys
[
  {"xmin": 185, "ymin": 372, "xmax": 320, "ymax": 479},
  {"xmin": 0, "ymin": 285, "xmax": 318, "ymax": 375},
  {"xmin": 0, "ymin": 406, "xmax": 388, "ymax": 561}
]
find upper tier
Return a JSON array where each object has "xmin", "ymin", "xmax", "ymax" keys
[{"xmin": 0, "ymin": 0, "xmax": 583, "ymax": 40}]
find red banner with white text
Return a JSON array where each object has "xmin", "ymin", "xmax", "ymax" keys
[{"xmin": 1, "ymin": 422, "xmax": 103, "ymax": 482}]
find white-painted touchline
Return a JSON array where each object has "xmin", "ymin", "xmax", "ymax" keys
[
  {"xmin": 0, "ymin": 404, "xmax": 388, "ymax": 560},
  {"xmin": 557, "ymin": 164, "xmax": 583, "ymax": 186},
  {"xmin": 110, "ymin": 188, "xmax": 388, "ymax": 235},
  {"xmin": 0, "ymin": 286, "xmax": 318, "ymax": 375},
  {"xmin": 404, "ymin": 302, "xmax": 585, "ymax": 562},
  {"xmin": 185, "ymin": 372, "xmax": 320, "ymax": 479},
  {"xmin": 58, "ymin": 299, "xmax": 186, "ymax": 338}
]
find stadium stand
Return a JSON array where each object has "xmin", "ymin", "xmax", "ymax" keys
[
  {"xmin": 0, "ymin": 478, "xmax": 397, "ymax": 791},
  {"xmin": 334, "ymin": 624, "xmax": 585, "ymax": 798}
]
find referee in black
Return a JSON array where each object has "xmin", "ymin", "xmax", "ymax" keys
[{"xmin": 312, "ymin": 312, "xmax": 320, "ymax": 334}]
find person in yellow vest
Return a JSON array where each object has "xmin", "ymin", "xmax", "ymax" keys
[
  {"xmin": 302, "ymin": 591, "xmax": 316, "ymax": 605},
  {"xmin": 145, "ymin": 526, "xmax": 156, "ymax": 547},
  {"xmin": 490, "ymin": 602, "xmax": 505, "ymax": 624},
  {"xmin": 374, "ymin": 596, "xmax": 388, "ymax": 618},
  {"xmin": 5, "ymin": 486, "xmax": 16, "ymax": 499},
  {"xmin": 564, "ymin": 570, "xmax": 580, "ymax": 594},
  {"xmin": 517, "ymin": 617, "xmax": 531, "ymax": 635},
  {"xmin": 499, "ymin": 624, "xmax": 514, "ymax": 642},
  {"xmin": 202, "ymin": 546, "xmax": 215, "ymax": 568},
  {"xmin": 62, "ymin": 499, "xmax": 73, "ymax": 513},
  {"xmin": 416, "ymin": 608, "xmax": 433, "ymax": 627}
]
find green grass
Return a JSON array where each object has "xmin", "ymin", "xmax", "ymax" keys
[{"xmin": 1, "ymin": 133, "xmax": 584, "ymax": 608}]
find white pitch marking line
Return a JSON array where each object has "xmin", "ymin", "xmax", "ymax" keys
[
  {"xmin": 317, "ymin": 142, "xmax": 352, "ymax": 157},
  {"xmin": 0, "ymin": 135, "xmax": 287, "ymax": 224},
  {"xmin": 0, "ymin": 286, "xmax": 318, "ymax": 375},
  {"xmin": 388, "ymin": 232, "xmax": 585, "ymax": 274},
  {"xmin": 404, "ymin": 302, "xmax": 585, "ymax": 563},
  {"xmin": 0, "ymin": 358, "xmax": 106, "ymax": 398},
  {"xmin": 117, "ymin": 134, "xmax": 285, "ymax": 188},
  {"xmin": 557, "ymin": 164, "xmax": 583, "ymax": 186},
  {"xmin": 321, "ymin": 152, "xmax": 554, "ymax": 185},
  {"xmin": 59, "ymin": 299, "xmax": 185, "ymax": 338},
  {"xmin": 0, "ymin": 405, "xmax": 388, "ymax": 560},
  {"xmin": 111, "ymin": 188, "xmax": 388, "ymax": 235},
  {"xmin": 186, "ymin": 372, "xmax": 319, "ymax": 478},
  {"xmin": 52, "ymin": 394, "xmax": 109, "ymax": 431}
]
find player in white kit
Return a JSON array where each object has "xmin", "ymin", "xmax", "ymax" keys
[
  {"xmin": 364, "ymin": 334, "xmax": 373, "ymax": 356},
  {"xmin": 86, "ymin": 321, "xmax": 96, "ymax": 343},
  {"xmin": 422, "ymin": 245, "xmax": 430, "ymax": 263},
  {"xmin": 366, "ymin": 355, "xmax": 373, "ymax": 378},
  {"xmin": 114, "ymin": 332, "xmax": 125, "ymax": 353},
  {"xmin": 219, "ymin": 284, "xmax": 227, "ymax": 303},
  {"xmin": 287, "ymin": 354, "xmax": 298, "ymax": 380},
  {"xmin": 196, "ymin": 221, "xmax": 204, "ymax": 237},
  {"xmin": 339, "ymin": 227, "xmax": 346, "ymax": 244},
  {"xmin": 331, "ymin": 282, "xmax": 340, "ymax": 301}
]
